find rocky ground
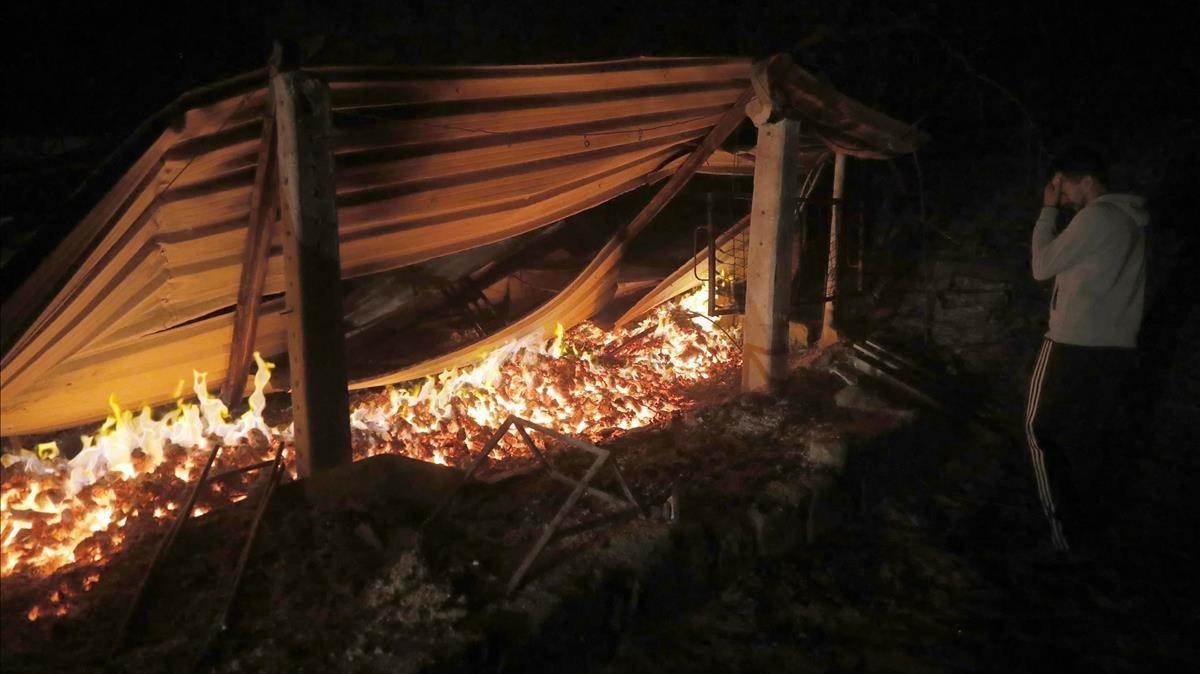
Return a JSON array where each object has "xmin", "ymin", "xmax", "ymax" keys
[
  {"xmin": 4, "ymin": 351, "xmax": 1195, "ymax": 673},
  {"xmin": 598, "ymin": 373, "xmax": 1200, "ymax": 674}
]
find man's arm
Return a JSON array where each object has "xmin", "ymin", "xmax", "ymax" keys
[{"xmin": 1030, "ymin": 205, "xmax": 1125, "ymax": 281}]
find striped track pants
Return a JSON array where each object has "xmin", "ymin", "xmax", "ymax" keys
[
  {"xmin": 1025, "ymin": 340, "xmax": 1070, "ymax": 550},
  {"xmin": 1023, "ymin": 338, "xmax": 1135, "ymax": 552}
]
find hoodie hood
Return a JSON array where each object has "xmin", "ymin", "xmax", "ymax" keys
[{"xmin": 1091, "ymin": 193, "xmax": 1150, "ymax": 228}]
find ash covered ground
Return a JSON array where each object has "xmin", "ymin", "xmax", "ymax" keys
[{"xmin": 3, "ymin": 357, "xmax": 1196, "ymax": 673}]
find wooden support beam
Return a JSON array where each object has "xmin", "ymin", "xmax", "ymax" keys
[
  {"xmin": 273, "ymin": 69, "xmax": 352, "ymax": 477},
  {"xmin": 220, "ymin": 102, "xmax": 279, "ymax": 407},
  {"xmin": 742, "ymin": 118, "xmax": 801, "ymax": 392},
  {"xmin": 818, "ymin": 152, "xmax": 847, "ymax": 347},
  {"xmin": 622, "ymin": 87, "xmax": 755, "ymax": 241},
  {"xmin": 856, "ymin": 210, "xmax": 865, "ymax": 293}
]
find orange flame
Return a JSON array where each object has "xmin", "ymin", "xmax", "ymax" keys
[{"xmin": 1, "ymin": 289, "xmax": 738, "ymax": 620}]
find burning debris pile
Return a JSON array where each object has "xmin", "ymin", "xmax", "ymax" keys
[
  {"xmin": 0, "ymin": 289, "xmax": 738, "ymax": 623},
  {"xmin": 348, "ymin": 289, "xmax": 735, "ymax": 466}
]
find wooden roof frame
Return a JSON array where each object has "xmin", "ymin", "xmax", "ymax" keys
[{"xmin": 0, "ymin": 54, "xmax": 926, "ymax": 436}]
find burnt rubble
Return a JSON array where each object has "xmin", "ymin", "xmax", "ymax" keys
[{"xmin": 3, "ymin": 346, "xmax": 1197, "ymax": 673}]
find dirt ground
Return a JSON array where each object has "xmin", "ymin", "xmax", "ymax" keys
[
  {"xmin": 597, "ymin": 395, "xmax": 1200, "ymax": 674},
  {"xmin": 4, "ymin": 361, "xmax": 1195, "ymax": 673},
  {"xmin": 0, "ymin": 362, "xmax": 885, "ymax": 672}
]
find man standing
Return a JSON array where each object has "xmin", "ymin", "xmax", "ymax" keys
[{"xmin": 1025, "ymin": 147, "xmax": 1149, "ymax": 553}]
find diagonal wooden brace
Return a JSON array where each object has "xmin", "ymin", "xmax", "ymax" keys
[
  {"xmin": 221, "ymin": 99, "xmax": 279, "ymax": 407},
  {"xmin": 423, "ymin": 415, "xmax": 642, "ymax": 595}
]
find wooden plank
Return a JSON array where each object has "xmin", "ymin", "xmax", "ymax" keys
[
  {"xmin": 220, "ymin": 104, "xmax": 279, "ymax": 407},
  {"xmin": 613, "ymin": 213, "xmax": 750, "ymax": 328},
  {"xmin": 818, "ymin": 152, "xmax": 847, "ymax": 347},
  {"xmin": 273, "ymin": 70, "xmax": 352, "ymax": 477},
  {"xmin": 622, "ymin": 86, "xmax": 754, "ymax": 242},
  {"xmin": 742, "ymin": 118, "xmax": 802, "ymax": 392},
  {"xmin": 856, "ymin": 210, "xmax": 865, "ymax": 293}
]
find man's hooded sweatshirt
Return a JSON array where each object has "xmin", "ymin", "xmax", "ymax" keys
[{"xmin": 1031, "ymin": 193, "xmax": 1149, "ymax": 347}]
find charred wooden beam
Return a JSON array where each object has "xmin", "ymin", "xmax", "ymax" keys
[
  {"xmin": 423, "ymin": 415, "xmax": 641, "ymax": 595},
  {"xmin": 273, "ymin": 69, "xmax": 352, "ymax": 477},
  {"xmin": 818, "ymin": 152, "xmax": 847, "ymax": 347},
  {"xmin": 742, "ymin": 118, "xmax": 801, "ymax": 391},
  {"xmin": 623, "ymin": 86, "xmax": 756, "ymax": 242},
  {"xmin": 220, "ymin": 100, "xmax": 279, "ymax": 407}
]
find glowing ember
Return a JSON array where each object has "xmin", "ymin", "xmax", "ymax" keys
[
  {"xmin": 1, "ymin": 352, "xmax": 280, "ymax": 582},
  {"xmin": 1, "ymin": 289, "xmax": 738, "ymax": 620},
  {"xmin": 348, "ymin": 287, "xmax": 739, "ymax": 464}
]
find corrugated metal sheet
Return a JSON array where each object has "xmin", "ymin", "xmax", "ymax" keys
[
  {"xmin": 1, "ymin": 55, "xmax": 926, "ymax": 436},
  {"xmin": 1, "ymin": 57, "xmax": 753, "ymax": 434}
]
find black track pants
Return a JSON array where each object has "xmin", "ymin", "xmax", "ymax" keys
[{"xmin": 1024, "ymin": 338, "xmax": 1136, "ymax": 551}]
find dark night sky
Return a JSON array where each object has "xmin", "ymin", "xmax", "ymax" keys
[
  {"xmin": 2, "ymin": 0, "xmax": 1195, "ymax": 138},
  {"xmin": 1, "ymin": 0, "xmax": 1197, "ymax": 287}
]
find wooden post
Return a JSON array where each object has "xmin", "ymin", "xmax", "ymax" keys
[
  {"xmin": 741, "ymin": 118, "xmax": 801, "ymax": 392},
  {"xmin": 790, "ymin": 204, "xmax": 803, "ymax": 290},
  {"xmin": 273, "ymin": 69, "xmax": 352, "ymax": 477},
  {"xmin": 799, "ymin": 205, "xmax": 808, "ymax": 254},
  {"xmin": 818, "ymin": 152, "xmax": 847, "ymax": 347},
  {"xmin": 220, "ymin": 99, "xmax": 278, "ymax": 408},
  {"xmin": 856, "ymin": 210, "xmax": 865, "ymax": 293}
]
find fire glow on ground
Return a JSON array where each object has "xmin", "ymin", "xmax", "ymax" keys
[{"xmin": 0, "ymin": 289, "xmax": 738, "ymax": 621}]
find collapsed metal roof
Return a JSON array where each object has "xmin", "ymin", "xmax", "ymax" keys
[{"xmin": 0, "ymin": 54, "xmax": 925, "ymax": 435}]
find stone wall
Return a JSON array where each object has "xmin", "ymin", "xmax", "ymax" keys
[{"xmin": 888, "ymin": 254, "xmax": 1045, "ymax": 380}]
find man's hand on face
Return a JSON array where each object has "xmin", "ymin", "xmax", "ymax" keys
[{"xmin": 1043, "ymin": 173, "xmax": 1063, "ymax": 208}]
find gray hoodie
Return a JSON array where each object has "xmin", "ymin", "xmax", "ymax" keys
[{"xmin": 1031, "ymin": 193, "xmax": 1149, "ymax": 347}]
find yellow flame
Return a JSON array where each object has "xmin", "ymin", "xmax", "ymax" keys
[
  {"xmin": 36, "ymin": 442, "xmax": 59, "ymax": 461},
  {"xmin": 0, "ymin": 356, "xmax": 278, "ymax": 579},
  {"xmin": 550, "ymin": 322, "xmax": 566, "ymax": 358},
  {"xmin": 351, "ymin": 287, "xmax": 737, "ymax": 462},
  {"xmin": 1, "ymin": 288, "xmax": 739, "ymax": 601},
  {"xmin": 247, "ymin": 351, "xmax": 274, "ymax": 418}
]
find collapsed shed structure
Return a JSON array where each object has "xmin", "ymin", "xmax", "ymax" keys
[{"xmin": 0, "ymin": 53, "xmax": 925, "ymax": 460}]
